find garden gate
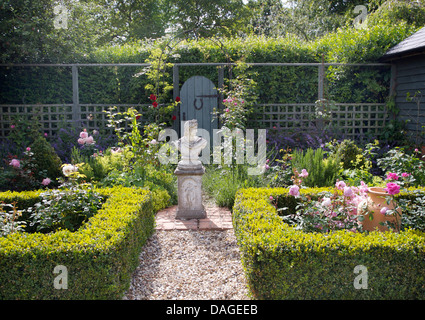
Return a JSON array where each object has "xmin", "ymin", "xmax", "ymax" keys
[{"xmin": 179, "ymin": 75, "xmax": 218, "ymax": 139}]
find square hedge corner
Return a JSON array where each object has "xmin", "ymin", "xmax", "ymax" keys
[
  {"xmin": 232, "ymin": 187, "xmax": 425, "ymax": 300},
  {"xmin": 0, "ymin": 186, "xmax": 155, "ymax": 299}
]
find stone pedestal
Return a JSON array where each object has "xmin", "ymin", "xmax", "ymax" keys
[
  {"xmin": 174, "ymin": 165, "xmax": 206, "ymax": 219},
  {"xmin": 174, "ymin": 119, "xmax": 207, "ymax": 220}
]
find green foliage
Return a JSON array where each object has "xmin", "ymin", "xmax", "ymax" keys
[
  {"xmin": 203, "ymin": 164, "xmax": 268, "ymax": 209},
  {"xmin": 216, "ymin": 61, "xmax": 258, "ymax": 130},
  {"xmin": 367, "ymin": 0, "xmax": 425, "ymax": 29},
  {"xmin": 0, "ymin": 202, "xmax": 27, "ymax": 236},
  {"xmin": 1, "ymin": 22, "xmax": 416, "ymax": 113},
  {"xmin": 29, "ymin": 134, "xmax": 62, "ymax": 181},
  {"xmin": 291, "ymin": 148, "xmax": 340, "ymax": 187},
  {"xmin": 335, "ymin": 139, "xmax": 365, "ymax": 170},
  {"xmin": 27, "ymin": 186, "xmax": 105, "ymax": 233},
  {"xmin": 0, "ymin": 186, "xmax": 156, "ymax": 299},
  {"xmin": 378, "ymin": 147, "xmax": 425, "ymax": 186},
  {"xmin": 0, "ymin": 0, "xmax": 112, "ymax": 63},
  {"xmin": 233, "ymin": 187, "xmax": 425, "ymax": 299},
  {"xmin": 101, "ymin": 164, "xmax": 177, "ymax": 208}
]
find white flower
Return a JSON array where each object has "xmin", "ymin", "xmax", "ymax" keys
[
  {"xmin": 150, "ymin": 139, "xmax": 158, "ymax": 145},
  {"xmin": 322, "ymin": 197, "xmax": 332, "ymax": 207},
  {"xmin": 62, "ymin": 164, "xmax": 78, "ymax": 177}
]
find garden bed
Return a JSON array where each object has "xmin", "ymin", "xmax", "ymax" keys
[
  {"xmin": 233, "ymin": 187, "xmax": 425, "ymax": 299},
  {"xmin": 0, "ymin": 186, "xmax": 156, "ymax": 299}
]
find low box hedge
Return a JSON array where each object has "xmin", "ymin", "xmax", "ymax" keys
[
  {"xmin": 233, "ymin": 187, "xmax": 425, "ymax": 300},
  {"xmin": 0, "ymin": 186, "xmax": 156, "ymax": 299}
]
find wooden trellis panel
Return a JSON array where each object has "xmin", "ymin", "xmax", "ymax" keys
[
  {"xmin": 0, "ymin": 104, "xmax": 150, "ymax": 138},
  {"xmin": 248, "ymin": 103, "xmax": 388, "ymax": 140},
  {"xmin": 0, "ymin": 62, "xmax": 391, "ymax": 140}
]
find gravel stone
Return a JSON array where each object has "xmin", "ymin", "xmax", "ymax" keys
[{"xmin": 123, "ymin": 229, "xmax": 250, "ymax": 300}]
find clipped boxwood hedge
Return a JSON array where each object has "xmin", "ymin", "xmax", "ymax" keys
[
  {"xmin": 233, "ymin": 187, "xmax": 425, "ymax": 300},
  {"xmin": 0, "ymin": 186, "xmax": 156, "ymax": 299}
]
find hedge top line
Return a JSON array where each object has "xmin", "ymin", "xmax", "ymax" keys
[{"xmin": 0, "ymin": 62, "xmax": 391, "ymax": 67}]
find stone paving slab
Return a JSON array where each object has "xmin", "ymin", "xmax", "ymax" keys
[{"xmin": 155, "ymin": 205, "xmax": 233, "ymax": 231}]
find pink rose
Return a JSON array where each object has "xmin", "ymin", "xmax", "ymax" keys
[
  {"xmin": 225, "ymin": 108, "xmax": 230, "ymax": 113},
  {"xmin": 80, "ymin": 130, "xmax": 88, "ymax": 139},
  {"xmin": 41, "ymin": 178, "xmax": 51, "ymax": 186},
  {"xmin": 335, "ymin": 180, "xmax": 346, "ymax": 190},
  {"xmin": 85, "ymin": 136, "xmax": 95, "ymax": 145},
  {"xmin": 10, "ymin": 159, "xmax": 20, "ymax": 168},
  {"xmin": 322, "ymin": 197, "xmax": 332, "ymax": 207},
  {"xmin": 289, "ymin": 185, "xmax": 300, "ymax": 197},
  {"xmin": 299, "ymin": 169, "xmax": 308, "ymax": 178},
  {"xmin": 343, "ymin": 186, "xmax": 354, "ymax": 198},
  {"xmin": 359, "ymin": 181, "xmax": 368, "ymax": 193},
  {"xmin": 26, "ymin": 147, "xmax": 31, "ymax": 152},
  {"xmin": 385, "ymin": 182, "xmax": 400, "ymax": 195},
  {"xmin": 386, "ymin": 172, "xmax": 399, "ymax": 180},
  {"xmin": 78, "ymin": 138, "xmax": 85, "ymax": 145},
  {"xmin": 401, "ymin": 172, "xmax": 410, "ymax": 178}
]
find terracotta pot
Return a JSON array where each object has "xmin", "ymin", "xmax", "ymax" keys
[{"xmin": 357, "ymin": 187, "xmax": 402, "ymax": 232}]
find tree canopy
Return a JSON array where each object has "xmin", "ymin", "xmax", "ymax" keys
[{"xmin": 0, "ymin": 0, "xmax": 424, "ymax": 63}]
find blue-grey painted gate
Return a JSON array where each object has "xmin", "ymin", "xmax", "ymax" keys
[{"xmin": 180, "ymin": 76, "xmax": 218, "ymax": 138}]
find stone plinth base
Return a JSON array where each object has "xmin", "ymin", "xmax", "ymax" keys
[{"xmin": 174, "ymin": 165, "xmax": 206, "ymax": 220}]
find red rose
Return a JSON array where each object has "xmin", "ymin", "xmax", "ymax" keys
[
  {"xmin": 152, "ymin": 101, "xmax": 158, "ymax": 108},
  {"xmin": 136, "ymin": 115, "xmax": 141, "ymax": 120},
  {"xmin": 172, "ymin": 115, "xmax": 177, "ymax": 121},
  {"xmin": 175, "ymin": 96, "xmax": 181, "ymax": 102},
  {"xmin": 149, "ymin": 94, "xmax": 157, "ymax": 101}
]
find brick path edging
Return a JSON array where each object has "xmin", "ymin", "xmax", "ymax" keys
[{"xmin": 155, "ymin": 205, "xmax": 233, "ymax": 231}]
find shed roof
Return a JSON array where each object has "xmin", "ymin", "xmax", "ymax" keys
[{"xmin": 381, "ymin": 26, "xmax": 425, "ymax": 61}]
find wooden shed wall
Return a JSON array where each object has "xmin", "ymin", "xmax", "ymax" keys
[{"xmin": 394, "ymin": 54, "xmax": 425, "ymax": 141}]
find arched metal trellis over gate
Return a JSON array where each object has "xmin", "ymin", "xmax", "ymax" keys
[{"xmin": 0, "ymin": 62, "xmax": 392, "ymax": 140}]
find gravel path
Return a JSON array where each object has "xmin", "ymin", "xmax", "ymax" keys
[{"xmin": 123, "ymin": 229, "xmax": 250, "ymax": 300}]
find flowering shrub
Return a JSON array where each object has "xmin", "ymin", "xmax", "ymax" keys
[
  {"xmin": 215, "ymin": 61, "xmax": 258, "ymax": 131},
  {"xmin": 378, "ymin": 147, "xmax": 425, "ymax": 186},
  {"xmin": 283, "ymin": 168, "xmax": 367, "ymax": 233},
  {"xmin": 2, "ymin": 144, "xmax": 55, "ymax": 191},
  {"xmin": 77, "ymin": 129, "xmax": 95, "ymax": 146}
]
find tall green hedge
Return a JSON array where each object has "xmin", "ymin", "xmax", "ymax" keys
[
  {"xmin": 0, "ymin": 22, "xmax": 417, "ymax": 107},
  {"xmin": 0, "ymin": 186, "xmax": 156, "ymax": 299},
  {"xmin": 233, "ymin": 187, "xmax": 425, "ymax": 299}
]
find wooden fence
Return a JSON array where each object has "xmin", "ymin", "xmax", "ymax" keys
[{"xmin": 0, "ymin": 62, "xmax": 392, "ymax": 140}]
